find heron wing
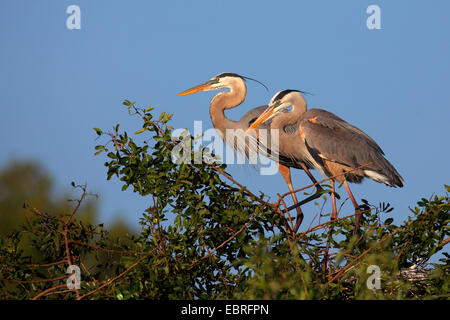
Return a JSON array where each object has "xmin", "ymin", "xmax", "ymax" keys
[
  {"xmin": 307, "ymin": 109, "xmax": 384, "ymax": 153},
  {"xmin": 299, "ymin": 110, "xmax": 383, "ymax": 170}
]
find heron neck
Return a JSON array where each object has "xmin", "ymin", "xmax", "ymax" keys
[{"xmin": 209, "ymin": 84, "xmax": 247, "ymax": 136}]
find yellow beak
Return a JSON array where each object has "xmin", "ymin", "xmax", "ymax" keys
[
  {"xmin": 177, "ymin": 81, "xmax": 214, "ymax": 96},
  {"xmin": 245, "ymin": 105, "xmax": 275, "ymax": 133}
]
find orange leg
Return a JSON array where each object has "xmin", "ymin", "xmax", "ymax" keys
[
  {"xmin": 296, "ymin": 162, "xmax": 324, "ymax": 207},
  {"xmin": 278, "ymin": 163, "xmax": 304, "ymax": 229},
  {"xmin": 330, "ymin": 179, "xmax": 337, "ymax": 220},
  {"xmin": 323, "ymin": 179, "xmax": 337, "ymax": 277},
  {"xmin": 343, "ymin": 180, "xmax": 362, "ymax": 234}
]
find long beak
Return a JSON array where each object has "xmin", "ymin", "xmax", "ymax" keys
[
  {"xmin": 177, "ymin": 81, "xmax": 214, "ymax": 96},
  {"xmin": 245, "ymin": 105, "xmax": 275, "ymax": 133}
]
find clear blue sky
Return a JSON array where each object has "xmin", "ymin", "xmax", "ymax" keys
[{"xmin": 1, "ymin": 0, "xmax": 449, "ymax": 231}]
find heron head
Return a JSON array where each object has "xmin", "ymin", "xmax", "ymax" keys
[
  {"xmin": 177, "ymin": 73, "xmax": 268, "ymax": 96},
  {"xmin": 246, "ymin": 90, "xmax": 305, "ymax": 132},
  {"xmin": 177, "ymin": 73, "xmax": 246, "ymax": 96}
]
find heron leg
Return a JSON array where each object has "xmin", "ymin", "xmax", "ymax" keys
[
  {"xmin": 296, "ymin": 162, "xmax": 324, "ymax": 207},
  {"xmin": 343, "ymin": 180, "xmax": 362, "ymax": 234},
  {"xmin": 289, "ymin": 163, "xmax": 325, "ymax": 233},
  {"xmin": 277, "ymin": 163, "xmax": 304, "ymax": 230},
  {"xmin": 322, "ymin": 179, "xmax": 337, "ymax": 278},
  {"xmin": 330, "ymin": 179, "xmax": 337, "ymax": 220},
  {"xmin": 282, "ymin": 163, "xmax": 324, "ymax": 227}
]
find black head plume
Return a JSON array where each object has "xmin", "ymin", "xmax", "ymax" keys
[
  {"xmin": 273, "ymin": 89, "xmax": 313, "ymax": 101},
  {"xmin": 216, "ymin": 72, "xmax": 269, "ymax": 92}
]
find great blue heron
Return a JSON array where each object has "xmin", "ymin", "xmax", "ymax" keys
[
  {"xmin": 177, "ymin": 73, "xmax": 323, "ymax": 231},
  {"xmin": 247, "ymin": 89, "xmax": 404, "ymax": 233}
]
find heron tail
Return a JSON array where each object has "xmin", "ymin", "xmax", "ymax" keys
[{"xmin": 364, "ymin": 156, "xmax": 404, "ymax": 188}]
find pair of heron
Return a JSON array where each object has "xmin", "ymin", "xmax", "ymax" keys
[{"xmin": 177, "ymin": 72, "xmax": 403, "ymax": 234}]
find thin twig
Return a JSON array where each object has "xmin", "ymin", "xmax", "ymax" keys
[
  {"xmin": 32, "ymin": 284, "xmax": 70, "ymax": 300},
  {"xmin": 69, "ymin": 239, "xmax": 147, "ymax": 255},
  {"xmin": 26, "ymin": 260, "xmax": 67, "ymax": 268},
  {"xmin": 0, "ymin": 275, "xmax": 68, "ymax": 284}
]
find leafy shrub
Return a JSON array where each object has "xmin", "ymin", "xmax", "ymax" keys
[{"xmin": 1, "ymin": 101, "xmax": 448, "ymax": 299}]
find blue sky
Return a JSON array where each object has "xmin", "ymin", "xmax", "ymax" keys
[{"xmin": 1, "ymin": 0, "xmax": 449, "ymax": 231}]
